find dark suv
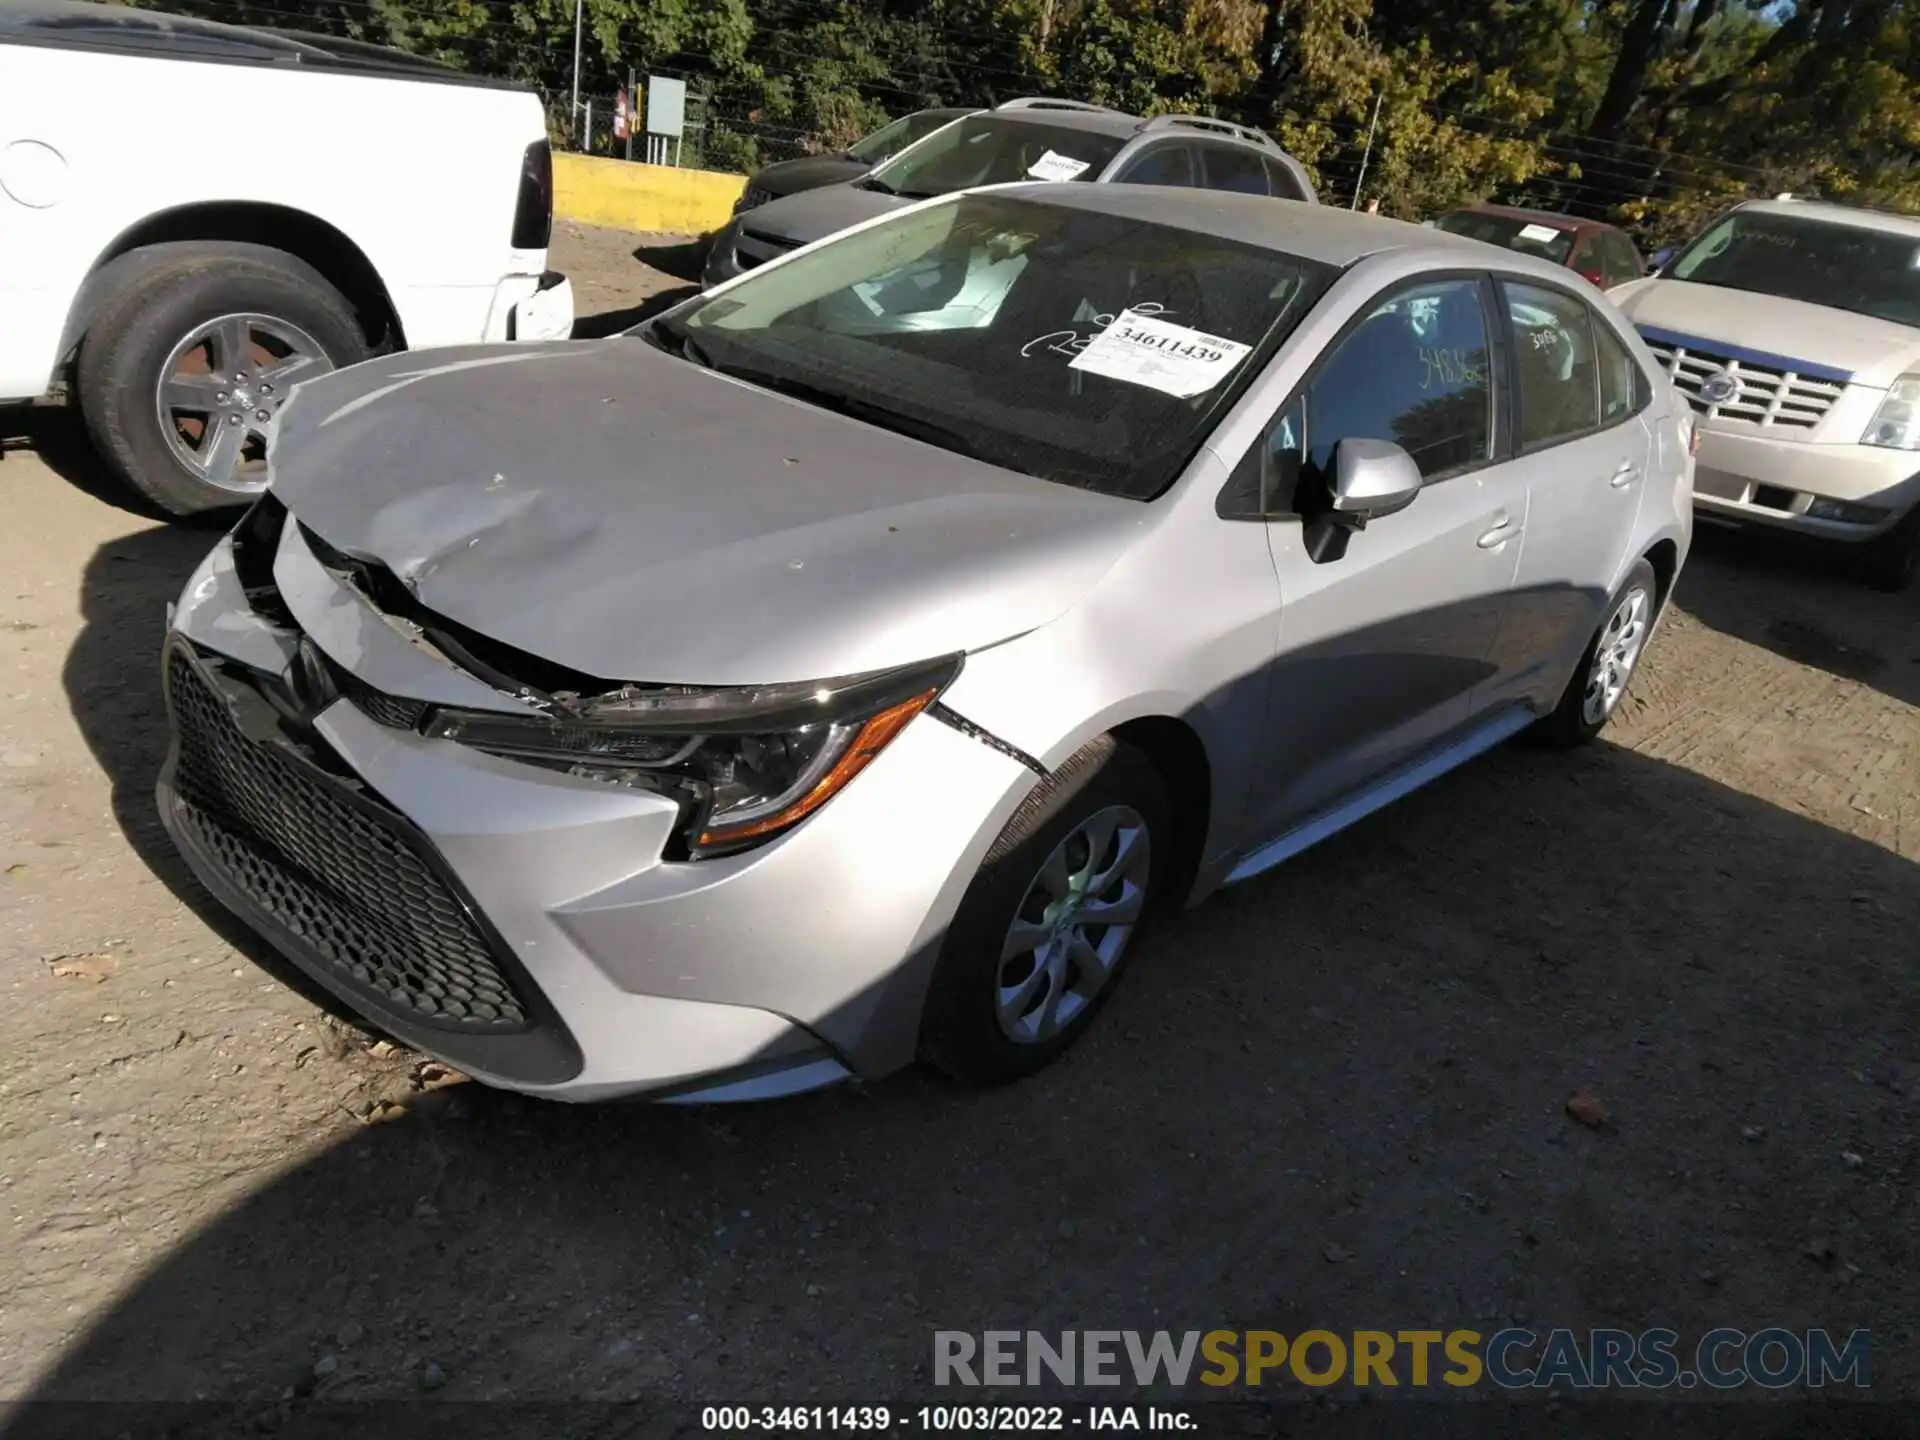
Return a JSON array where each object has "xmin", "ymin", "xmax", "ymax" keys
[{"xmin": 704, "ymin": 97, "xmax": 1318, "ymax": 285}]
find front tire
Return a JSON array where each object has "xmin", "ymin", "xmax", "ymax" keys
[
  {"xmin": 920, "ymin": 736, "xmax": 1169, "ymax": 1085},
  {"xmin": 75, "ymin": 243, "xmax": 369, "ymax": 516},
  {"xmin": 1860, "ymin": 507, "xmax": 1920, "ymax": 593},
  {"xmin": 1535, "ymin": 557, "xmax": 1659, "ymax": 749}
]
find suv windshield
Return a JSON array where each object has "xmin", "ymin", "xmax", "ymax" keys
[
  {"xmin": 654, "ymin": 193, "xmax": 1334, "ymax": 500},
  {"xmin": 1434, "ymin": 210, "xmax": 1576, "ymax": 263},
  {"xmin": 863, "ymin": 115, "xmax": 1127, "ymax": 199},
  {"xmin": 846, "ymin": 110, "xmax": 954, "ymax": 165},
  {"xmin": 1670, "ymin": 211, "xmax": 1920, "ymax": 328}
]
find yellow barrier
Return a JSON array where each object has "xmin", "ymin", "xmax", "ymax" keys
[{"xmin": 552, "ymin": 153, "xmax": 746, "ymax": 236}]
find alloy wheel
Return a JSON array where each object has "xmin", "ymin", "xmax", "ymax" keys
[
  {"xmin": 996, "ymin": 805, "xmax": 1151, "ymax": 1045},
  {"xmin": 1581, "ymin": 584, "xmax": 1652, "ymax": 725},
  {"xmin": 154, "ymin": 312, "xmax": 334, "ymax": 495}
]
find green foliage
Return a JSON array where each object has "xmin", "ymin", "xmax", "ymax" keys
[{"xmin": 133, "ymin": 0, "xmax": 1920, "ymax": 238}]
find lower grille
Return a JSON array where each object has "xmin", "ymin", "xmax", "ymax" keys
[{"xmin": 165, "ymin": 648, "xmax": 530, "ymax": 1032}]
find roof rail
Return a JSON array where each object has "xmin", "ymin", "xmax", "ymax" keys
[
  {"xmin": 1139, "ymin": 114, "xmax": 1283, "ymax": 153},
  {"xmin": 994, "ymin": 97, "xmax": 1116, "ymax": 113}
]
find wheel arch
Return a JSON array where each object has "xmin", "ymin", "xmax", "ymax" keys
[
  {"xmin": 1643, "ymin": 535, "xmax": 1681, "ymax": 615},
  {"xmin": 57, "ymin": 202, "xmax": 404, "ymax": 369},
  {"xmin": 1109, "ymin": 714, "xmax": 1212, "ymax": 911}
]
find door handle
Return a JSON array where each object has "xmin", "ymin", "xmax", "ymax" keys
[
  {"xmin": 1476, "ymin": 516, "xmax": 1522, "ymax": 549},
  {"xmin": 1610, "ymin": 461, "xmax": 1641, "ymax": 489}
]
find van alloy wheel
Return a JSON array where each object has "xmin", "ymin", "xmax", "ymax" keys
[{"xmin": 155, "ymin": 312, "xmax": 334, "ymax": 495}]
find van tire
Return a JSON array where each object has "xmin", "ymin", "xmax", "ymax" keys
[{"xmin": 75, "ymin": 243, "xmax": 368, "ymax": 517}]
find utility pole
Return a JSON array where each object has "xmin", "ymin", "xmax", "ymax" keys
[
  {"xmin": 1351, "ymin": 85, "xmax": 1383, "ymax": 210},
  {"xmin": 570, "ymin": 0, "xmax": 584, "ymax": 149}
]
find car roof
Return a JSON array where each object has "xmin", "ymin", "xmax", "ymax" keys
[
  {"xmin": 1732, "ymin": 197, "xmax": 1920, "ymax": 239},
  {"xmin": 1001, "ymin": 183, "xmax": 1560, "ymax": 271},
  {"xmin": 1454, "ymin": 202, "xmax": 1613, "ymax": 233},
  {"xmin": 975, "ymin": 106, "xmax": 1152, "ymax": 139}
]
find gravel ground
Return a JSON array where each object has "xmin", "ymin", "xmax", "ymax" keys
[{"xmin": 0, "ymin": 222, "xmax": 1915, "ymax": 1430}]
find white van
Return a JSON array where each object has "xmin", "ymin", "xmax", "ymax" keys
[{"xmin": 0, "ymin": 1, "xmax": 572, "ymax": 514}]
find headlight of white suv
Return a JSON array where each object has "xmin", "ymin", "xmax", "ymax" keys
[{"xmin": 1863, "ymin": 375, "xmax": 1920, "ymax": 449}]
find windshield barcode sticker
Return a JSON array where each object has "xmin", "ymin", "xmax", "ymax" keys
[
  {"xmin": 1026, "ymin": 150, "xmax": 1091, "ymax": 183},
  {"xmin": 1067, "ymin": 308, "xmax": 1253, "ymax": 398}
]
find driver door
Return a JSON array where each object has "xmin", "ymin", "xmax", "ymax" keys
[{"xmin": 1243, "ymin": 274, "xmax": 1532, "ymax": 844}]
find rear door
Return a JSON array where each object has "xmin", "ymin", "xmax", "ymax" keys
[
  {"xmin": 1480, "ymin": 277, "xmax": 1654, "ymax": 711},
  {"xmin": 1242, "ymin": 273, "xmax": 1532, "ymax": 839}
]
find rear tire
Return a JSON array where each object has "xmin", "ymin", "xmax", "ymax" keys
[
  {"xmin": 920, "ymin": 736, "xmax": 1168, "ymax": 1085},
  {"xmin": 1860, "ymin": 507, "xmax": 1920, "ymax": 593},
  {"xmin": 75, "ymin": 243, "xmax": 369, "ymax": 517},
  {"xmin": 1535, "ymin": 557, "xmax": 1659, "ymax": 749}
]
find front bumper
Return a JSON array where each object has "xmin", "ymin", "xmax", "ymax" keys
[
  {"xmin": 159, "ymin": 531, "xmax": 1032, "ymax": 1102},
  {"xmin": 1691, "ymin": 426, "xmax": 1920, "ymax": 542},
  {"xmin": 701, "ymin": 221, "xmax": 803, "ymax": 288}
]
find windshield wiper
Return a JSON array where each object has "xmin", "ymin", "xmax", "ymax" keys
[
  {"xmin": 860, "ymin": 175, "xmax": 900, "ymax": 196},
  {"xmin": 713, "ymin": 364, "xmax": 990, "ymax": 463},
  {"xmin": 647, "ymin": 316, "xmax": 716, "ymax": 369}
]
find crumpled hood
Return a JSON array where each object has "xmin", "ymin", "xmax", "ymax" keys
[
  {"xmin": 747, "ymin": 153, "xmax": 870, "ymax": 199},
  {"xmin": 1612, "ymin": 279, "xmax": 1920, "ymax": 388},
  {"xmin": 729, "ymin": 180, "xmax": 909, "ymax": 247},
  {"xmin": 268, "ymin": 339, "xmax": 1147, "ymax": 687}
]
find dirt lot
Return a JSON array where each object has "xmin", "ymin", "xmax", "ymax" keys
[{"xmin": 0, "ymin": 222, "xmax": 1916, "ymax": 1430}]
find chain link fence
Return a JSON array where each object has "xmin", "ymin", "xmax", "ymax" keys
[{"xmin": 552, "ymin": 87, "xmax": 822, "ymax": 174}]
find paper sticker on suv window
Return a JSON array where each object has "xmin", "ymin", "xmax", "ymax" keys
[
  {"xmin": 1067, "ymin": 308, "xmax": 1253, "ymax": 398},
  {"xmin": 1518, "ymin": 223, "xmax": 1564, "ymax": 243},
  {"xmin": 1027, "ymin": 150, "xmax": 1091, "ymax": 183}
]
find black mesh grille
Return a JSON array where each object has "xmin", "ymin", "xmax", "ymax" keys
[
  {"xmin": 325, "ymin": 657, "xmax": 430, "ymax": 730},
  {"xmin": 165, "ymin": 649, "xmax": 530, "ymax": 1031}
]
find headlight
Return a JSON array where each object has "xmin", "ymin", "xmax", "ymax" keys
[
  {"xmin": 1863, "ymin": 375, "xmax": 1920, "ymax": 449},
  {"xmin": 734, "ymin": 186, "xmax": 774, "ymax": 214},
  {"xmin": 422, "ymin": 654, "xmax": 960, "ymax": 857}
]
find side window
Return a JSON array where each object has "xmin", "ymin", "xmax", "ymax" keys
[
  {"xmin": 1197, "ymin": 144, "xmax": 1270, "ymax": 196},
  {"xmin": 1570, "ymin": 232, "xmax": 1604, "ymax": 280},
  {"xmin": 1304, "ymin": 278, "xmax": 1493, "ymax": 481},
  {"xmin": 1592, "ymin": 317, "xmax": 1645, "ymax": 424},
  {"xmin": 1503, "ymin": 281, "xmax": 1601, "ymax": 448},
  {"xmin": 1262, "ymin": 156, "xmax": 1308, "ymax": 201},
  {"xmin": 1608, "ymin": 231, "xmax": 1644, "ymax": 283},
  {"xmin": 1118, "ymin": 144, "xmax": 1195, "ymax": 188}
]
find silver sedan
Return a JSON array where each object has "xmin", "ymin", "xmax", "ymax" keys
[{"xmin": 157, "ymin": 184, "xmax": 1694, "ymax": 1102}]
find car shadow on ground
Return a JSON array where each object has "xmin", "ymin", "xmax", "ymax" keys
[
  {"xmin": 633, "ymin": 236, "xmax": 711, "ymax": 285},
  {"xmin": 1678, "ymin": 523, "xmax": 1920, "ymax": 710},
  {"xmin": 572, "ymin": 284, "xmax": 702, "ymax": 340},
  {"xmin": 38, "ymin": 527, "xmax": 1920, "ymax": 1426},
  {"xmin": 0, "ymin": 404, "xmax": 170, "ymax": 522}
]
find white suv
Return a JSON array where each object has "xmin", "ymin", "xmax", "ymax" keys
[
  {"xmin": 0, "ymin": 1, "xmax": 572, "ymax": 515},
  {"xmin": 1610, "ymin": 197, "xmax": 1920, "ymax": 589}
]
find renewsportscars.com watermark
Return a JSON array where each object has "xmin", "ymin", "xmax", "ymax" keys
[{"xmin": 934, "ymin": 1328, "xmax": 1871, "ymax": 1392}]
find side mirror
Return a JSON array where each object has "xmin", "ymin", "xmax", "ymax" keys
[
  {"xmin": 1650, "ymin": 247, "xmax": 1674, "ymax": 270},
  {"xmin": 1330, "ymin": 438, "xmax": 1422, "ymax": 526}
]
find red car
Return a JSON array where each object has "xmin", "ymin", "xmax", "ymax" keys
[{"xmin": 1432, "ymin": 204, "xmax": 1646, "ymax": 290}]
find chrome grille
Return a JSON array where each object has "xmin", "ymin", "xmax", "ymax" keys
[{"xmin": 1639, "ymin": 332, "xmax": 1846, "ymax": 431}]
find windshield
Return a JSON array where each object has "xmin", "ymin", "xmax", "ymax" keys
[
  {"xmin": 654, "ymin": 193, "xmax": 1335, "ymax": 500},
  {"xmin": 1434, "ymin": 210, "xmax": 1576, "ymax": 264},
  {"xmin": 1669, "ymin": 211, "xmax": 1920, "ymax": 328},
  {"xmin": 863, "ymin": 115, "xmax": 1127, "ymax": 199},
  {"xmin": 846, "ymin": 110, "xmax": 955, "ymax": 165}
]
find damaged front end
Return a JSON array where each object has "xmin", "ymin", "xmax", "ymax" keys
[{"xmin": 272, "ymin": 504, "xmax": 964, "ymax": 860}]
